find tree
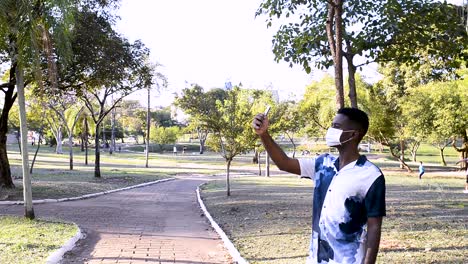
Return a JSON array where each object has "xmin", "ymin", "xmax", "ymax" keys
[
  {"xmin": 58, "ymin": 10, "xmax": 154, "ymax": 177},
  {"xmin": 48, "ymin": 97, "xmax": 84, "ymax": 170},
  {"xmin": 0, "ymin": 0, "xmax": 78, "ymax": 219},
  {"xmin": 175, "ymin": 85, "xmax": 228, "ymax": 154},
  {"xmin": 206, "ymin": 87, "xmax": 258, "ymax": 196},
  {"xmin": 298, "ymin": 75, "xmax": 337, "ymax": 138},
  {"xmin": 274, "ymin": 101, "xmax": 304, "ymax": 158},
  {"xmin": 150, "ymin": 125, "xmax": 180, "ymax": 152},
  {"xmin": 256, "ymin": 0, "xmax": 467, "ymax": 108}
]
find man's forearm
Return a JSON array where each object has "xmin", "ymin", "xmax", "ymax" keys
[
  {"xmin": 364, "ymin": 226, "xmax": 382, "ymax": 264},
  {"xmin": 259, "ymin": 132, "xmax": 298, "ymax": 174}
]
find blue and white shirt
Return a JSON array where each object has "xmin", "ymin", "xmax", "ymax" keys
[{"xmin": 299, "ymin": 154, "xmax": 386, "ymax": 264}]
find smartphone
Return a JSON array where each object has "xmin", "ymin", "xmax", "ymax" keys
[{"xmin": 264, "ymin": 105, "xmax": 271, "ymax": 116}]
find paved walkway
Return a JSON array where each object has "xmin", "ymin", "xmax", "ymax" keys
[{"xmin": 0, "ymin": 176, "xmax": 232, "ymax": 264}]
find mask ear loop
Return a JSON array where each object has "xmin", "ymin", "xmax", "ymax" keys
[{"xmin": 340, "ymin": 131, "xmax": 356, "ymax": 145}]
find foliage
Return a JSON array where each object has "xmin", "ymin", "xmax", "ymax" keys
[
  {"xmin": 205, "ymin": 87, "xmax": 259, "ymax": 162},
  {"xmin": 256, "ymin": 0, "xmax": 467, "ymax": 106},
  {"xmin": 175, "ymin": 85, "xmax": 228, "ymax": 131},
  {"xmin": 150, "ymin": 125, "xmax": 180, "ymax": 151},
  {"xmin": 298, "ymin": 75, "xmax": 337, "ymax": 137}
]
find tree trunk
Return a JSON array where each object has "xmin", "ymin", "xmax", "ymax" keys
[
  {"xmin": 30, "ymin": 133, "xmax": 42, "ymax": 174},
  {"xmin": 266, "ymin": 152, "xmax": 270, "ymax": 177},
  {"xmin": 388, "ymin": 144, "xmax": 412, "ymax": 172},
  {"xmin": 102, "ymin": 124, "xmax": 106, "ymax": 148},
  {"xmin": 253, "ymin": 148, "xmax": 259, "ymax": 164},
  {"xmin": 16, "ymin": 65, "xmax": 35, "ymax": 219},
  {"xmin": 399, "ymin": 140, "xmax": 405, "ymax": 169},
  {"xmin": 16, "ymin": 132, "xmax": 22, "ymax": 155},
  {"xmin": 257, "ymin": 151, "xmax": 261, "ymax": 176},
  {"xmin": 439, "ymin": 148, "xmax": 447, "ymax": 166},
  {"xmin": 110, "ymin": 108, "xmax": 115, "ymax": 155},
  {"xmin": 199, "ymin": 140, "xmax": 205, "ymax": 154},
  {"xmin": 145, "ymin": 87, "xmax": 150, "ymax": 168},
  {"xmin": 410, "ymin": 141, "xmax": 420, "ymax": 162},
  {"xmin": 326, "ymin": 1, "xmax": 345, "ymax": 109},
  {"xmin": 0, "ymin": 132, "xmax": 14, "ymax": 188},
  {"xmin": 94, "ymin": 125, "xmax": 101, "ymax": 178},
  {"xmin": 68, "ymin": 133, "xmax": 74, "ymax": 170},
  {"xmin": 287, "ymin": 133, "xmax": 296, "ymax": 158},
  {"xmin": 346, "ymin": 56, "xmax": 358, "ymax": 108},
  {"xmin": 84, "ymin": 117, "xmax": 88, "ymax": 165},
  {"xmin": 0, "ymin": 62, "xmax": 17, "ymax": 188},
  {"xmin": 226, "ymin": 159, "xmax": 231, "ymax": 196},
  {"xmin": 56, "ymin": 127, "xmax": 63, "ymax": 154}
]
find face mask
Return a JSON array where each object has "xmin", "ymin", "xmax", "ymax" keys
[{"xmin": 325, "ymin": 127, "xmax": 355, "ymax": 147}]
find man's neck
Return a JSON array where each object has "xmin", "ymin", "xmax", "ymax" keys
[{"xmin": 337, "ymin": 147, "xmax": 361, "ymax": 170}]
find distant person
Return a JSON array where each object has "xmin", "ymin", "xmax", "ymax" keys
[
  {"xmin": 182, "ymin": 145, "xmax": 187, "ymax": 154},
  {"xmin": 173, "ymin": 145, "xmax": 177, "ymax": 156},
  {"xmin": 419, "ymin": 161, "xmax": 425, "ymax": 180},
  {"xmin": 253, "ymin": 107, "xmax": 385, "ymax": 264},
  {"xmin": 455, "ymin": 158, "xmax": 468, "ymax": 193}
]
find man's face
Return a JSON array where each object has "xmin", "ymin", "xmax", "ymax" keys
[{"xmin": 331, "ymin": 114, "xmax": 360, "ymax": 144}]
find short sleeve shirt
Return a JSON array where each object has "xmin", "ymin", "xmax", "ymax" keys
[{"xmin": 299, "ymin": 154, "xmax": 386, "ymax": 264}]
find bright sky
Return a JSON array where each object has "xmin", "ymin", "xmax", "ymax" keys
[
  {"xmin": 115, "ymin": 0, "xmax": 465, "ymax": 107},
  {"xmin": 115, "ymin": 0, "xmax": 318, "ymax": 106}
]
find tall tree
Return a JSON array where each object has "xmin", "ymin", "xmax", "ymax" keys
[
  {"xmin": 0, "ymin": 0, "xmax": 77, "ymax": 219},
  {"xmin": 256, "ymin": 0, "xmax": 467, "ymax": 108},
  {"xmin": 57, "ymin": 10, "xmax": 154, "ymax": 177}
]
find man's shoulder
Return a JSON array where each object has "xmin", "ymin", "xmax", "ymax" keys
[
  {"xmin": 359, "ymin": 158, "xmax": 384, "ymax": 178},
  {"xmin": 315, "ymin": 153, "xmax": 337, "ymax": 163}
]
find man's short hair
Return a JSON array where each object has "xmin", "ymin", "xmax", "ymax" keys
[{"xmin": 337, "ymin": 108, "xmax": 369, "ymax": 137}]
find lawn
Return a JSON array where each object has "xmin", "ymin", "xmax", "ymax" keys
[
  {"xmin": 200, "ymin": 148, "xmax": 467, "ymax": 264},
  {"xmin": 0, "ymin": 143, "xmax": 264, "ymax": 201},
  {"xmin": 201, "ymin": 173, "xmax": 467, "ymax": 264},
  {"xmin": 1, "ymin": 141, "xmax": 467, "ymax": 264},
  {"xmin": 0, "ymin": 216, "xmax": 78, "ymax": 264}
]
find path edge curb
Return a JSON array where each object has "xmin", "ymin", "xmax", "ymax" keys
[
  {"xmin": 45, "ymin": 224, "xmax": 83, "ymax": 264},
  {"xmin": 0, "ymin": 178, "xmax": 176, "ymax": 205},
  {"xmin": 196, "ymin": 183, "xmax": 248, "ymax": 264}
]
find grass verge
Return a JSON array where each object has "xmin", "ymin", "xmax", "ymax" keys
[
  {"xmin": 200, "ymin": 173, "xmax": 467, "ymax": 264},
  {"xmin": 0, "ymin": 215, "xmax": 78, "ymax": 264}
]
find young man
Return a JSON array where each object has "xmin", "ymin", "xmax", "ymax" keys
[{"xmin": 252, "ymin": 107, "xmax": 385, "ymax": 264}]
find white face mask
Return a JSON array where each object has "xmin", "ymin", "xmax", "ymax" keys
[{"xmin": 325, "ymin": 127, "xmax": 355, "ymax": 147}]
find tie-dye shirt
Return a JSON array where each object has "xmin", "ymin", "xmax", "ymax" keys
[{"xmin": 299, "ymin": 154, "xmax": 386, "ymax": 264}]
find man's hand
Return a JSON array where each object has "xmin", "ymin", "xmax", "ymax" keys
[{"xmin": 252, "ymin": 113, "xmax": 269, "ymax": 136}]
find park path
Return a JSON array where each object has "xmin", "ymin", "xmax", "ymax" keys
[{"xmin": 0, "ymin": 176, "xmax": 232, "ymax": 264}]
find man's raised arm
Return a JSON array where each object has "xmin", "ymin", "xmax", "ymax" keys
[{"xmin": 252, "ymin": 113, "xmax": 300, "ymax": 175}]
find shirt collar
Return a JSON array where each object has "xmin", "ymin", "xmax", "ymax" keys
[{"xmin": 333, "ymin": 155, "xmax": 367, "ymax": 171}]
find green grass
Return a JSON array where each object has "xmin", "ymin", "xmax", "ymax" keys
[
  {"xmin": 1, "ymin": 141, "xmax": 467, "ymax": 263},
  {"xmin": 0, "ymin": 216, "xmax": 78, "ymax": 264},
  {"xmin": 1, "ymin": 143, "xmax": 258, "ymax": 201},
  {"xmin": 201, "ymin": 172, "xmax": 467, "ymax": 264}
]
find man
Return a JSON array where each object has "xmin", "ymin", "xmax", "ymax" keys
[{"xmin": 252, "ymin": 107, "xmax": 385, "ymax": 264}]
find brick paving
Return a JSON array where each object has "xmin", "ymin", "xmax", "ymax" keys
[{"xmin": 0, "ymin": 177, "xmax": 232, "ymax": 264}]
